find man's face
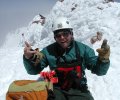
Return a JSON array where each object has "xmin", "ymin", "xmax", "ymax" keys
[{"xmin": 54, "ymin": 29, "xmax": 73, "ymax": 49}]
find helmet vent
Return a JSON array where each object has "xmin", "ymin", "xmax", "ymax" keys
[
  {"xmin": 66, "ymin": 21, "xmax": 69, "ymax": 24},
  {"xmin": 57, "ymin": 23, "xmax": 63, "ymax": 28}
]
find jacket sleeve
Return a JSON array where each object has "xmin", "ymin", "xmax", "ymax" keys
[
  {"xmin": 23, "ymin": 50, "xmax": 48, "ymax": 75},
  {"xmin": 84, "ymin": 46, "xmax": 110, "ymax": 76}
]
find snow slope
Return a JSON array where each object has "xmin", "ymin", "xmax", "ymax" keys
[{"xmin": 0, "ymin": 0, "xmax": 120, "ymax": 99}]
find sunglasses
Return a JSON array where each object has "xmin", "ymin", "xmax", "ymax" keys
[{"xmin": 54, "ymin": 30, "xmax": 72, "ymax": 38}]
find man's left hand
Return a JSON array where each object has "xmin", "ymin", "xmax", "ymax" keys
[{"xmin": 96, "ymin": 39, "xmax": 110, "ymax": 62}]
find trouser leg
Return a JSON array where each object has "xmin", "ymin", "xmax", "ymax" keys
[
  {"xmin": 53, "ymin": 88, "xmax": 66, "ymax": 100},
  {"xmin": 68, "ymin": 92, "xmax": 94, "ymax": 100},
  {"xmin": 68, "ymin": 89, "xmax": 94, "ymax": 100},
  {"xmin": 53, "ymin": 88, "xmax": 94, "ymax": 100}
]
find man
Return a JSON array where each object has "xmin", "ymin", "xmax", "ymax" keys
[{"xmin": 23, "ymin": 17, "xmax": 110, "ymax": 100}]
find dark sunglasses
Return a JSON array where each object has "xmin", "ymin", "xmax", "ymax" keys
[{"xmin": 54, "ymin": 30, "xmax": 72, "ymax": 38}]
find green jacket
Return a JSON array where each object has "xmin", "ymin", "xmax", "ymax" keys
[{"xmin": 23, "ymin": 41, "xmax": 110, "ymax": 76}]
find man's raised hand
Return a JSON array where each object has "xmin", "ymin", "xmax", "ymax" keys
[{"xmin": 24, "ymin": 41, "xmax": 36, "ymax": 59}]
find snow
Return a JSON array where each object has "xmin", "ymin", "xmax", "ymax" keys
[{"xmin": 0, "ymin": 0, "xmax": 120, "ymax": 100}]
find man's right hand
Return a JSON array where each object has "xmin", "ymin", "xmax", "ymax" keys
[{"xmin": 24, "ymin": 41, "xmax": 36, "ymax": 59}]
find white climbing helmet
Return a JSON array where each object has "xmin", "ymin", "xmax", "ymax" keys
[{"xmin": 52, "ymin": 17, "xmax": 72, "ymax": 32}]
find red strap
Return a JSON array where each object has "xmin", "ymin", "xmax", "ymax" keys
[
  {"xmin": 57, "ymin": 67, "xmax": 74, "ymax": 72},
  {"xmin": 57, "ymin": 66, "xmax": 82, "ymax": 78}
]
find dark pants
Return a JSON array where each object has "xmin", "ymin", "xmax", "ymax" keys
[{"xmin": 53, "ymin": 87, "xmax": 94, "ymax": 100}]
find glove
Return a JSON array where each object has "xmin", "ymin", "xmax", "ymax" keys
[
  {"xmin": 24, "ymin": 41, "xmax": 44, "ymax": 66},
  {"xmin": 96, "ymin": 39, "xmax": 110, "ymax": 62},
  {"xmin": 30, "ymin": 48, "xmax": 44, "ymax": 66}
]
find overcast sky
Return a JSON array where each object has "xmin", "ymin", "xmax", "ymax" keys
[{"xmin": 0, "ymin": 0, "xmax": 58, "ymax": 46}]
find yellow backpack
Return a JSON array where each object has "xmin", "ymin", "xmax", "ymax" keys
[{"xmin": 6, "ymin": 80, "xmax": 53, "ymax": 100}]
